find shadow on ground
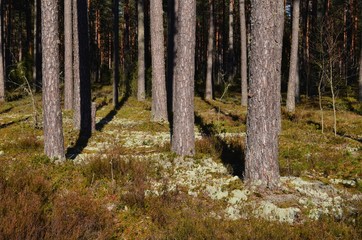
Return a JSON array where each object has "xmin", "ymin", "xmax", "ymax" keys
[
  {"xmin": 66, "ymin": 95, "xmax": 129, "ymax": 159},
  {"xmin": 195, "ymin": 112, "xmax": 245, "ymax": 178}
]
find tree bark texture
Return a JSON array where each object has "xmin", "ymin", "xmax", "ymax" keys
[
  {"xmin": 286, "ymin": 0, "xmax": 300, "ymax": 112},
  {"xmin": 150, "ymin": 0, "xmax": 168, "ymax": 122},
  {"xmin": 0, "ymin": 0, "xmax": 5, "ymax": 102},
  {"xmin": 64, "ymin": 0, "xmax": 73, "ymax": 110},
  {"xmin": 245, "ymin": 0, "xmax": 284, "ymax": 189},
  {"xmin": 113, "ymin": 0, "xmax": 119, "ymax": 106},
  {"xmin": 73, "ymin": 0, "xmax": 92, "ymax": 137},
  {"xmin": 41, "ymin": 0, "xmax": 65, "ymax": 160},
  {"xmin": 137, "ymin": 0, "xmax": 145, "ymax": 101},
  {"xmin": 33, "ymin": 0, "xmax": 42, "ymax": 92},
  {"xmin": 240, "ymin": 0, "xmax": 247, "ymax": 106},
  {"xmin": 205, "ymin": 0, "xmax": 214, "ymax": 100},
  {"xmin": 172, "ymin": 0, "xmax": 196, "ymax": 156},
  {"xmin": 359, "ymin": 39, "xmax": 362, "ymax": 102},
  {"xmin": 227, "ymin": 0, "xmax": 235, "ymax": 82}
]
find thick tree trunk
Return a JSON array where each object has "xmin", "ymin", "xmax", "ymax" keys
[
  {"xmin": 64, "ymin": 0, "xmax": 73, "ymax": 110},
  {"xmin": 150, "ymin": 0, "xmax": 168, "ymax": 122},
  {"xmin": 205, "ymin": 0, "xmax": 214, "ymax": 100},
  {"xmin": 137, "ymin": 0, "xmax": 145, "ymax": 101},
  {"xmin": 73, "ymin": 0, "xmax": 92, "ymax": 137},
  {"xmin": 113, "ymin": 0, "xmax": 119, "ymax": 106},
  {"xmin": 41, "ymin": 0, "xmax": 65, "ymax": 160},
  {"xmin": 240, "ymin": 0, "xmax": 247, "ymax": 106},
  {"xmin": 0, "ymin": 0, "xmax": 5, "ymax": 102},
  {"xmin": 286, "ymin": 0, "xmax": 300, "ymax": 112},
  {"xmin": 245, "ymin": 0, "xmax": 284, "ymax": 189},
  {"xmin": 172, "ymin": 0, "xmax": 196, "ymax": 156}
]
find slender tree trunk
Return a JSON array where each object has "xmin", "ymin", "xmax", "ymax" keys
[
  {"xmin": 33, "ymin": 0, "xmax": 42, "ymax": 92},
  {"xmin": 113, "ymin": 0, "xmax": 119, "ymax": 106},
  {"xmin": 205, "ymin": 0, "xmax": 214, "ymax": 100},
  {"xmin": 359, "ymin": 38, "xmax": 362, "ymax": 102},
  {"xmin": 245, "ymin": 0, "xmax": 284, "ymax": 189},
  {"xmin": 227, "ymin": 0, "xmax": 235, "ymax": 82},
  {"xmin": 150, "ymin": 0, "xmax": 168, "ymax": 122},
  {"xmin": 73, "ymin": 0, "xmax": 92, "ymax": 137},
  {"xmin": 64, "ymin": 0, "xmax": 73, "ymax": 110},
  {"xmin": 286, "ymin": 0, "xmax": 300, "ymax": 112},
  {"xmin": 172, "ymin": 0, "xmax": 196, "ymax": 156},
  {"xmin": 0, "ymin": 0, "xmax": 5, "ymax": 102},
  {"xmin": 240, "ymin": 0, "xmax": 247, "ymax": 106},
  {"xmin": 137, "ymin": 0, "xmax": 145, "ymax": 101},
  {"xmin": 41, "ymin": 0, "xmax": 65, "ymax": 160}
]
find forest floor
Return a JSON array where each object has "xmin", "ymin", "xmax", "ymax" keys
[{"xmin": 0, "ymin": 88, "xmax": 362, "ymax": 239}]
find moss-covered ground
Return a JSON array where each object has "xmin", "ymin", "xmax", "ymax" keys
[{"xmin": 0, "ymin": 89, "xmax": 361, "ymax": 239}]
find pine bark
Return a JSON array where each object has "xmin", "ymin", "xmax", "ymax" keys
[
  {"xmin": 240, "ymin": 0, "xmax": 247, "ymax": 106},
  {"xmin": 0, "ymin": 0, "xmax": 5, "ymax": 102},
  {"xmin": 205, "ymin": 0, "xmax": 214, "ymax": 100},
  {"xmin": 64, "ymin": 0, "xmax": 73, "ymax": 110},
  {"xmin": 172, "ymin": 0, "xmax": 196, "ymax": 156},
  {"xmin": 359, "ymin": 40, "xmax": 362, "ymax": 102},
  {"xmin": 113, "ymin": 0, "xmax": 119, "ymax": 106},
  {"xmin": 73, "ymin": 0, "xmax": 92, "ymax": 137},
  {"xmin": 227, "ymin": 0, "xmax": 235, "ymax": 82},
  {"xmin": 137, "ymin": 0, "xmax": 145, "ymax": 101},
  {"xmin": 245, "ymin": 0, "xmax": 284, "ymax": 189},
  {"xmin": 286, "ymin": 0, "xmax": 300, "ymax": 112},
  {"xmin": 150, "ymin": 0, "xmax": 168, "ymax": 122},
  {"xmin": 41, "ymin": 0, "xmax": 65, "ymax": 160}
]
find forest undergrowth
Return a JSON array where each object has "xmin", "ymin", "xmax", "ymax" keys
[{"xmin": 0, "ymin": 88, "xmax": 361, "ymax": 239}]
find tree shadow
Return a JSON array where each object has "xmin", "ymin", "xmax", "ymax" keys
[
  {"xmin": 66, "ymin": 95, "xmax": 129, "ymax": 160},
  {"xmin": 194, "ymin": 113, "xmax": 245, "ymax": 179},
  {"xmin": 204, "ymin": 99, "xmax": 246, "ymax": 123},
  {"xmin": 0, "ymin": 106, "xmax": 13, "ymax": 115},
  {"xmin": 0, "ymin": 116, "xmax": 30, "ymax": 129}
]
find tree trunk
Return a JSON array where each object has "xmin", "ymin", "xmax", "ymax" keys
[
  {"xmin": 172, "ymin": 0, "xmax": 196, "ymax": 156},
  {"xmin": 33, "ymin": 0, "xmax": 42, "ymax": 92},
  {"xmin": 113, "ymin": 0, "xmax": 119, "ymax": 106},
  {"xmin": 64, "ymin": 0, "xmax": 73, "ymax": 110},
  {"xmin": 245, "ymin": 0, "xmax": 284, "ymax": 189},
  {"xmin": 227, "ymin": 0, "xmax": 235, "ymax": 82},
  {"xmin": 359, "ymin": 39, "xmax": 362, "ymax": 102},
  {"xmin": 137, "ymin": 0, "xmax": 145, "ymax": 101},
  {"xmin": 205, "ymin": 0, "xmax": 214, "ymax": 100},
  {"xmin": 41, "ymin": 0, "xmax": 65, "ymax": 160},
  {"xmin": 240, "ymin": 0, "xmax": 247, "ymax": 106},
  {"xmin": 73, "ymin": 0, "xmax": 92, "ymax": 137},
  {"xmin": 286, "ymin": 0, "xmax": 300, "ymax": 112},
  {"xmin": 0, "ymin": 0, "xmax": 5, "ymax": 102},
  {"xmin": 150, "ymin": 0, "xmax": 168, "ymax": 122}
]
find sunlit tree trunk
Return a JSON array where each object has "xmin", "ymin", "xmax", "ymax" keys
[
  {"xmin": 227, "ymin": 0, "xmax": 235, "ymax": 82},
  {"xmin": 286, "ymin": 0, "xmax": 300, "ymax": 112},
  {"xmin": 245, "ymin": 0, "xmax": 284, "ymax": 189},
  {"xmin": 113, "ymin": 0, "xmax": 119, "ymax": 106},
  {"xmin": 150, "ymin": 0, "xmax": 168, "ymax": 122},
  {"xmin": 41, "ymin": 0, "xmax": 65, "ymax": 160},
  {"xmin": 172, "ymin": 0, "xmax": 196, "ymax": 156},
  {"xmin": 64, "ymin": 0, "xmax": 73, "ymax": 110},
  {"xmin": 137, "ymin": 0, "xmax": 145, "ymax": 101},
  {"xmin": 205, "ymin": 0, "xmax": 214, "ymax": 100},
  {"xmin": 240, "ymin": 0, "xmax": 247, "ymax": 106},
  {"xmin": 0, "ymin": 0, "xmax": 5, "ymax": 102}
]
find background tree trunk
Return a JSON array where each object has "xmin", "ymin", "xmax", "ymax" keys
[
  {"xmin": 33, "ymin": 0, "xmax": 42, "ymax": 92},
  {"xmin": 240, "ymin": 0, "xmax": 247, "ymax": 106},
  {"xmin": 0, "ymin": 0, "xmax": 5, "ymax": 102},
  {"xmin": 172, "ymin": 0, "xmax": 196, "ymax": 156},
  {"xmin": 227, "ymin": 0, "xmax": 234, "ymax": 82},
  {"xmin": 286, "ymin": 0, "xmax": 300, "ymax": 112},
  {"xmin": 113, "ymin": 0, "xmax": 119, "ymax": 106},
  {"xmin": 73, "ymin": 0, "xmax": 92, "ymax": 137},
  {"xmin": 245, "ymin": 0, "xmax": 284, "ymax": 189},
  {"xmin": 205, "ymin": 0, "xmax": 214, "ymax": 100},
  {"xmin": 41, "ymin": 0, "xmax": 65, "ymax": 160},
  {"xmin": 137, "ymin": 0, "xmax": 145, "ymax": 101},
  {"xmin": 64, "ymin": 0, "xmax": 73, "ymax": 110},
  {"xmin": 359, "ymin": 39, "xmax": 362, "ymax": 102},
  {"xmin": 150, "ymin": 0, "xmax": 168, "ymax": 122}
]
